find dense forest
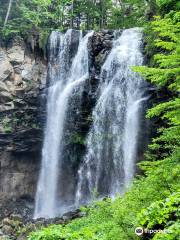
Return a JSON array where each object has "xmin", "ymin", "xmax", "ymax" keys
[
  {"xmin": 0, "ymin": 0, "xmax": 179, "ymax": 239},
  {"xmin": 0, "ymin": 1, "xmax": 154, "ymax": 29}
]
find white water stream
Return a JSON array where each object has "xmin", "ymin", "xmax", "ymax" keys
[
  {"xmin": 76, "ymin": 28, "xmax": 145, "ymax": 205},
  {"xmin": 34, "ymin": 30, "xmax": 93, "ymax": 218}
]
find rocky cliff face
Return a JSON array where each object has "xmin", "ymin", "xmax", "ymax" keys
[{"xmin": 0, "ymin": 37, "xmax": 47, "ymax": 206}]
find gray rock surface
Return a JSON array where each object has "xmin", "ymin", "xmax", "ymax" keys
[
  {"xmin": 0, "ymin": 37, "xmax": 47, "ymax": 206},
  {"xmin": 0, "ymin": 209, "xmax": 83, "ymax": 240},
  {"xmin": 0, "ymin": 51, "xmax": 13, "ymax": 82}
]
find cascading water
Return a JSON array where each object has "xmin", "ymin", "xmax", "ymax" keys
[
  {"xmin": 76, "ymin": 28, "xmax": 146, "ymax": 205},
  {"xmin": 34, "ymin": 27, "xmax": 146, "ymax": 218},
  {"xmin": 34, "ymin": 30, "xmax": 94, "ymax": 219}
]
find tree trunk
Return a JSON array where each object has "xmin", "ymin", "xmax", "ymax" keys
[
  {"xmin": 4, "ymin": 0, "xmax": 13, "ymax": 28},
  {"xmin": 71, "ymin": 0, "xmax": 74, "ymax": 28}
]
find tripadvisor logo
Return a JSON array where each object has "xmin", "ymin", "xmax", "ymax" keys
[
  {"xmin": 135, "ymin": 227, "xmax": 172, "ymax": 236},
  {"xmin": 135, "ymin": 227, "xmax": 143, "ymax": 236}
]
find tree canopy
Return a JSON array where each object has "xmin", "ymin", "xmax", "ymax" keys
[{"xmin": 0, "ymin": 0, "xmax": 155, "ymax": 38}]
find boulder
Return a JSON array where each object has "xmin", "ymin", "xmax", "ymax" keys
[
  {"xmin": 0, "ymin": 81, "xmax": 9, "ymax": 92},
  {"xmin": 7, "ymin": 46, "xmax": 24, "ymax": 65},
  {"xmin": 1, "ymin": 225, "xmax": 14, "ymax": 235},
  {"xmin": 9, "ymin": 214, "xmax": 22, "ymax": 222},
  {"xmin": 0, "ymin": 91, "xmax": 12, "ymax": 104},
  {"xmin": 0, "ymin": 50, "xmax": 13, "ymax": 82},
  {"xmin": 2, "ymin": 218, "xmax": 13, "ymax": 226},
  {"xmin": 0, "ymin": 236, "xmax": 10, "ymax": 240}
]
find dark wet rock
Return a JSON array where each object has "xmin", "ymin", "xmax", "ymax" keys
[
  {"xmin": 0, "ymin": 197, "xmax": 34, "ymax": 222},
  {"xmin": 89, "ymin": 31, "xmax": 114, "ymax": 74},
  {"xmin": 0, "ymin": 207, "xmax": 84, "ymax": 240}
]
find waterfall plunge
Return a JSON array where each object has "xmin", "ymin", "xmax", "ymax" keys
[
  {"xmin": 34, "ymin": 28, "xmax": 146, "ymax": 218},
  {"xmin": 76, "ymin": 28, "xmax": 146, "ymax": 205},
  {"xmin": 34, "ymin": 30, "xmax": 94, "ymax": 219}
]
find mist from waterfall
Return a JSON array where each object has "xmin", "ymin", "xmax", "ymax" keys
[
  {"xmin": 34, "ymin": 30, "xmax": 93, "ymax": 219},
  {"xmin": 76, "ymin": 28, "xmax": 146, "ymax": 205}
]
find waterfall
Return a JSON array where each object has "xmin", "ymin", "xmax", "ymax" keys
[
  {"xmin": 34, "ymin": 27, "xmax": 146, "ymax": 218},
  {"xmin": 76, "ymin": 28, "xmax": 146, "ymax": 205},
  {"xmin": 34, "ymin": 30, "xmax": 94, "ymax": 219}
]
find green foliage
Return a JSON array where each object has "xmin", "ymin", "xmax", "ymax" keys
[
  {"xmin": 108, "ymin": 0, "xmax": 149, "ymax": 29},
  {"xmin": 138, "ymin": 193, "xmax": 180, "ymax": 239},
  {"xmin": 134, "ymin": 9, "xmax": 180, "ymax": 165},
  {"xmin": 152, "ymin": 221, "xmax": 180, "ymax": 240},
  {"xmin": 70, "ymin": 133, "xmax": 85, "ymax": 145},
  {"xmin": 0, "ymin": 0, "xmax": 156, "ymax": 39},
  {"xmin": 1, "ymin": 116, "xmax": 12, "ymax": 133},
  {"xmin": 39, "ymin": 29, "xmax": 49, "ymax": 55},
  {"xmin": 138, "ymin": 192, "xmax": 180, "ymax": 228},
  {"xmin": 28, "ymin": 222, "xmax": 101, "ymax": 240},
  {"xmin": 156, "ymin": 0, "xmax": 180, "ymax": 15},
  {"xmin": 134, "ymin": 14, "xmax": 180, "ymax": 86},
  {"xmin": 133, "ymin": 5, "xmax": 180, "ymax": 239},
  {"xmin": 28, "ymin": 154, "xmax": 180, "ymax": 239}
]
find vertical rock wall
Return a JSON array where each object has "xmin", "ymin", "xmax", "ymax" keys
[{"xmin": 0, "ymin": 37, "xmax": 47, "ymax": 205}]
